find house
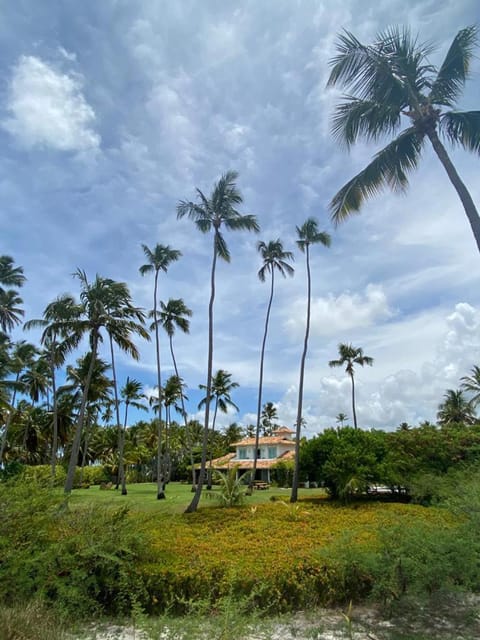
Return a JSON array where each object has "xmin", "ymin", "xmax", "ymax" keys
[{"xmin": 209, "ymin": 426, "xmax": 296, "ymax": 483}]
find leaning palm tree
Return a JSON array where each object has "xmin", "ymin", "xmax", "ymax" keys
[
  {"xmin": 251, "ymin": 240, "xmax": 294, "ymax": 489},
  {"xmin": 437, "ymin": 388, "xmax": 476, "ymax": 426},
  {"xmin": 460, "ymin": 365, "xmax": 480, "ymax": 407},
  {"xmin": 158, "ymin": 298, "xmax": 196, "ymax": 490},
  {"xmin": 291, "ymin": 219, "xmax": 331, "ymax": 504},
  {"xmin": 329, "ymin": 344, "xmax": 374, "ymax": 430},
  {"xmin": 63, "ymin": 271, "xmax": 147, "ymax": 494},
  {"xmin": 327, "ymin": 26, "xmax": 480, "ymax": 251},
  {"xmin": 177, "ymin": 170, "xmax": 259, "ymax": 513},
  {"xmin": 199, "ymin": 368, "xmax": 240, "ymax": 490},
  {"xmin": 139, "ymin": 244, "xmax": 181, "ymax": 500}
]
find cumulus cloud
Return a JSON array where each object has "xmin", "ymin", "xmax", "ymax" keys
[
  {"xmin": 2, "ymin": 55, "xmax": 100, "ymax": 151},
  {"xmin": 285, "ymin": 284, "xmax": 393, "ymax": 339}
]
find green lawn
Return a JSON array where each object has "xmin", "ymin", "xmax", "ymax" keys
[{"xmin": 68, "ymin": 482, "xmax": 325, "ymax": 514}]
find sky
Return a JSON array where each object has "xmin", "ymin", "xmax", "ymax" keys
[{"xmin": 1, "ymin": 0, "xmax": 479, "ymax": 435}]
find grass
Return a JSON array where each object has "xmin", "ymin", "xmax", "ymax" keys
[{"xmin": 68, "ymin": 482, "xmax": 324, "ymax": 514}]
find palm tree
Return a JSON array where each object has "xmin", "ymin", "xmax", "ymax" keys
[
  {"xmin": 437, "ymin": 389, "xmax": 476, "ymax": 425},
  {"xmin": 336, "ymin": 412, "xmax": 348, "ymax": 427},
  {"xmin": 199, "ymin": 368, "xmax": 239, "ymax": 489},
  {"xmin": 119, "ymin": 377, "xmax": 147, "ymax": 494},
  {"xmin": 329, "ymin": 344, "xmax": 374, "ymax": 430},
  {"xmin": 291, "ymin": 219, "xmax": 331, "ymax": 503},
  {"xmin": 261, "ymin": 401, "xmax": 278, "ymax": 436},
  {"xmin": 0, "ymin": 340, "xmax": 38, "ymax": 464},
  {"xmin": 327, "ymin": 26, "xmax": 480, "ymax": 251},
  {"xmin": 158, "ymin": 298, "xmax": 196, "ymax": 488},
  {"xmin": 24, "ymin": 294, "xmax": 82, "ymax": 478},
  {"xmin": 177, "ymin": 170, "xmax": 259, "ymax": 512},
  {"xmin": 0, "ymin": 256, "xmax": 25, "ymax": 336},
  {"xmin": 139, "ymin": 244, "xmax": 181, "ymax": 500},
  {"xmin": 63, "ymin": 271, "xmax": 147, "ymax": 494},
  {"xmin": 460, "ymin": 365, "xmax": 480, "ymax": 407},
  {"xmin": 251, "ymin": 240, "xmax": 294, "ymax": 489}
]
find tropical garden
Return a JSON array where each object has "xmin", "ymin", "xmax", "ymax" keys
[{"xmin": 1, "ymin": 24, "xmax": 480, "ymax": 640}]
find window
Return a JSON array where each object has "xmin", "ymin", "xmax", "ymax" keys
[
  {"xmin": 238, "ymin": 448, "xmax": 247, "ymax": 460},
  {"xmin": 268, "ymin": 446, "xmax": 277, "ymax": 459}
]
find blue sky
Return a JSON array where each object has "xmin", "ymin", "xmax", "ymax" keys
[{"xmin": 1, "ymin": 0, "xmax": 480, "ymax": 433}]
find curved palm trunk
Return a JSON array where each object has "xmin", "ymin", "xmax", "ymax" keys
[
  {"xmin": 169, "ymin": 335, "xmax": 196, "ymax": 491},
  {"xmin": 185, "ymin": 233, "xmax": 217, "ymax": 513},
  {"xmin": 153, "ymin": 270, "xmax": 166, "ymax": 500},
  {"xmin": 350, "ymin": 372, "xmax": 358, "ymax": 430},
  {"xmin": 291, "ymin": 246, "xmax": 311, "ymax": 503},
  {"xmin": 109, "ymin": 337, "xmax": 124, "ymax": 491},
  {"xmin": 65, "ymin": 334, "xmax": 98, "ymax": 494},
  {"xmin": 251, "ymin": 270, "xmax": 275, "ymax": 491},
  {"xmin": 120, "ymin": 401, "xmax": 130, "ymax": 495},
  {"xmin": 427, "ymin": 129, "xmax": 480, "ymax": 254}
]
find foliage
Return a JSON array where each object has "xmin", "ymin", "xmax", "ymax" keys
[
  {"xmin": 213, "ymin": 466, "xmax": 251, "ymax": 507},
  {"xmin": 21, "ymin": 464, "xmax": 66, "ymax": 488},
  {"xmin": 271, "ymin": 459, "xmax": 294, "ymax": 488}
]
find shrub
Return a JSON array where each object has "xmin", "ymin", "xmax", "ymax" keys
[{"xmin": 21, "ymin": 465, "xmax": 66, "ymax": 488}]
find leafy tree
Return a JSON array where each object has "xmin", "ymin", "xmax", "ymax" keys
[
  {"xmin": 329, "ymin": 343, "xmax": 374, "ymax": 430},
  {"xmin": 199, "ymin": 369, "xmax": 239, "ymax": 489},
  {"xmin": 177, "ymin": 170, "xmax": 259, "ymax": 512},
  {"xmin": 437, "ymin": 389, "xmax": 476, "ymax": 426},
  {"xmin": 461, "ymin": 365, "xmax": 480, "ymax": 407},
  {"xmin": 327, "ymin": 26, "xmax": 480, "ymax": 252},
  {"xmin": 291, "ymin": 218, "xmax": 331, "ymax": 503},
  {"xmin": 139, "ymin": 244, "xmax": 181, "ymax": 499},
  {"xmin": 251, "ymin": 240, "xmax": 294, "ymax": 488}
]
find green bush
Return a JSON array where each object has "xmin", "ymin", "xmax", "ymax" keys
[
  {"xmin": 73, "ymin": 465, "xmax": 109, "ymax": 488},
  {"xmin": 21, "ymin": 465, "xmax": 66, "ymax": 488}
]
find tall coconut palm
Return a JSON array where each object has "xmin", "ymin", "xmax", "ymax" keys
[
  {"xmin": 336, "ymin": 412, "xmax": 348, "ymax": 427},
  {"xmin": 437, "ymin": 388, "xmax": 476, "ymax": 425},
  {"xmin": 24, "ymin": 294, "xmax": 82, "ymax": 478},
  {"xmin": 119, "ymin": 377, "xmax": 147, "ymax": 494},
  {"xmin": 158, "ymin": 298, "xmax": 196, "ymax": 489},
  {"xmin": 251, "ymin": 240, "xmax": 294, "ymax": 488},
  {"xmin": 327, "ymin": 26, "xmax": 480, "ymax": 251},
  {"xmin": 177, "ymin": 170, "xmax": 259, "ymax": 512},
  {"xmin": 0, "ymin": 256, "xmax": 25, "ymax": 336},
  {"xmin": 460, "ymin": 365, "xmax": 480, "ymax": 407},
  {"xmin": 261, "ymin": 401, "xmax": 278, "ymax": 436},
  {"xmin": 63, "ymin": 271, "xmax": 147, "ymax": 494},
  {"xmin": 139, "ymin": 244, "xmax": 181, "ymax": 500},
  {"xmin": 291, "ymin": 218, "xmax": 331, "ymax": 503},
  {"xmin": 199, "ymin": 368, "xmax": 239, "ymax": 490},
  {"xmin": 329, "ymin": 344, "xmax": 374, "ymax": 430}
]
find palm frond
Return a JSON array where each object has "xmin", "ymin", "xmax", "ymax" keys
[
  {"xmin": 332, "ymin": 97, "xmax": 402, "ymax": 147},
  {"xmin": 430, "ymin": 26, "xmax": 478, "ymax": 106},
  {"xmin": 215, "ymin": 231, "xmax": 230, "ymax": 262},
  {"xmin": 440, "ymin": 110, "xmax": 480, "ymax": 154},
  {"xmin": 225, "ymin": 214, "xmax": 260, "ymax": 233},
  {"xmin": 330, "ymin": 127, "xmax": 424, "ymax": 224}
]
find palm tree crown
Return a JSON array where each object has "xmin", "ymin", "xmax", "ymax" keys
[
  {"xmin": 329, "ymin": 343, "xmax": 374, "ymax": 430},
  {"xmin": 437, "ymin": 388, "xmax": 476, "ymax": 425},
  {"xmin": 460, "ymin": 365, "xmax": 480, "ymax": 407},
  {"xmin": 327, "ymin": 26, "xmax": 480, "ymax": 251},
  {"xmin": 257, "ymin": 240, "xmax": 295, "ymax": 282}
]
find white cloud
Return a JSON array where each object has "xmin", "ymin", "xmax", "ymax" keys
[{"xmin": 2, "ymin": 55, "xmax": 100, "ymax": 151}]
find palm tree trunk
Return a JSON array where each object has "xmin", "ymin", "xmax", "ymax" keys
[
  {"xmin": 153, "ymin": 270, "xmax": 166, "ymax": 500},
  {"xmin": 251, "ymin": 270, "xmax": 275, "ymax": 491},
  {"xmin": 427, "ymin": 128, "xmax": 480, "ymax": 253},
  {"xmin": 169, "ymin": 335, "xmax": 196, "ymax": 491},
  {"xmin": 79, "ymin": 413, "xmax": 92, "ymax": 485},
  {"xmin": 120, "ymin": 402, "xmax": 129, "ymax": 495},
  {"xmin": 291, "ymin": 246, "xmax": 311, "ymax": 503},
  {"xmin": 0, "ymin": 380, "xmax": 18, "ymax": 464},
  {"xmin": 350, "ymin": 372, "xmax": 358, "ymax": 430},
  {"xmin": 50, "ymin": 346, "xmax": 58, "ymax": 481},
  {"xmin": 207, "ymin": 398, "xmax": 219, "ymax": 490},
  {"xmin": 109, "ymin": 336, "xmax": 123, "ymax": 491},
  {"xmin": 64, "ymin": 335, "xmax": 98, "ymax": 494},
  {"xmin": 185, "ymin": 233, "xmax": 217, "ymax": 513}
]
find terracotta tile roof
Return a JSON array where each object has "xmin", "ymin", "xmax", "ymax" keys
[
  {"xmin": 209, "ymin": 449, "xmax": 295, "ymax": 470},
  {"xmin": 231, "ymin": 436, "xmax": 296, "ymax": 446}
]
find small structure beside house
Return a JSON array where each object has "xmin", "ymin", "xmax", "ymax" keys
[{"xmin": 209, "ymin": 426, "xmax": 296, "ymax": 484}]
